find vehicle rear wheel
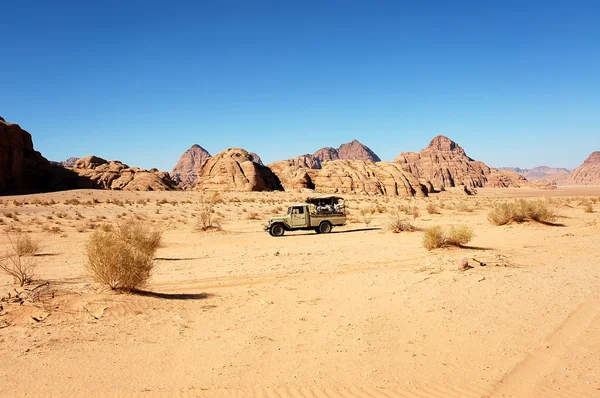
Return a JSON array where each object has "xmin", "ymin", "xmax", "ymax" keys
[
  {"xmin": 270, "ymin": 224, "xmax": 285, "ymax": 237},
  {"xmin": 319, "ymin": 221, "xmax": 332, "ymax": 234}
]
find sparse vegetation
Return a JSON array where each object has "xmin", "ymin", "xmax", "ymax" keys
[
  {"xmin": 583, "ymin": 203, "xmax": 593, "ymax": 213},
  {"xmin": 0, "ymin": 232, "xmax": 40, "ymax": 286},
  {"xmin": 426, "ymin": 203, "xmax": 439, "ymax": 214},
  {"xmin": 195, "ymin": 193, "xmax": 222, "ymax": 231},
  {"xmin": 488, "ymin": 199, "xmax": 556, "ymax": 225},
  {"xmin": 422, "ymin": 225, "xmax": 473, "ymax": 250},
  {"xmin": 86, "ymin": 220, "xmax": 162, "ymax": 290},
  {"xmin": 388, "ymin": 213, "xmax": 417, "ymax": 233}
]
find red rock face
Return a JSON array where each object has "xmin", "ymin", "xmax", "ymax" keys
[
  {"xmin": 568, "ymin": 151, "xmax": 600, "ymax": 185},
  {"xmin": 0, "ymin": 118, "xmax": 80, "ymax": 193},
  {"xmin": 194, "ymin": 148, "xmax": 283, "ymax": 191},
  {"xmin": 171, "ymin": 144, "xmax": 212, "ymax": 187},
  {"xmin": 394, "ymin": 136, "xmax": 524, "ymax": 190}
]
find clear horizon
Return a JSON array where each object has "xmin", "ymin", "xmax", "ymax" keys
[{"xmin": 2, "ymin": 1, "xmax": 598, "ymax": 171}]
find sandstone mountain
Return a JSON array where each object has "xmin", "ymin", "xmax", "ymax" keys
[
  {"xmin": 71, "ymin": 156, "xmax": 177, "ymax": 191},
  {"xmin": 500, "ymin": 166, "xmax": 570, "ymax": 184},
  {"xmin": 568, "ymin": 152, "xmax": 600, "ymax": 185},
  {"xmin": 314, "ymin": 160, "xmax": 428, "ymax": 197},
  {"xmin": 171, "ymin": 145, "xmax": 211, "ymax": 187},
  {"xmin": 194, "ymin": 148, "xmax": 282, "ymax": 191},
  {"xmin": 268, "ymin": 139, "xmax": 380, "ymax": 190},
  {"xmin": 171, "ymin": 145, "xmax": 265, "ymax": 188},
  {"xmin": 0, "ymin": 117, "xmax": 81, "ymax": 194},
  {"xmin": 394, "ymin": 136, "xmax": 525, "ymax": 190}
]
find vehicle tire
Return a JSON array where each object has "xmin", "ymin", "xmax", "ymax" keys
[
  {"xmin": 319, "ymin": 221, "xmax": 332, "ymax": 234},
  {"xmin": 314, "ymin": 227, "xmax": 321, "ymax": 234},
  {"xmin": 270, "ymin": 224, "xmax": 285, "ymax": 237}
]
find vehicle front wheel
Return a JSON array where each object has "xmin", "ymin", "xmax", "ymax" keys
[
  {"xmin": 319, "ymin": 222, "xmax": 332, "ymax": 234},
  {"xmin": 270, "ymin": 224, "xmax": 285, "ymax": 237}
]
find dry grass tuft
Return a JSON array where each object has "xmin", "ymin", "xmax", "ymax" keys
[
  {"xmin": 583, "ymin": 203, "xmax": 593, "ymax": 213},
  {"xmin": 422, "ymin": 225, "xmax": 474, "ymax": 250},
  {"xmin": 86, "ymin": 220, "xmax": 162, "ymax": 290},
  {"xmin": 0, "ymin": 232, "xmax": 40, "ymax": 286},
  {"xmin": 426, "ymin": 203, "xmax": 439, "ymax": 215},
  {"xmin": 488, "ymin": 199, "xmax": 556, "ymax": 225},
  {"xmin": 388, "ymin": 213, "xmax": 417, "ymax": 233}
]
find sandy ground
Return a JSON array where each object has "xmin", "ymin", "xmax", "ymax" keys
[{"xmin": 1, "ymin": 186, "xmax": 600, "ymax": 397}]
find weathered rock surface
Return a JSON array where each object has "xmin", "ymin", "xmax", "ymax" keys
[
  {"xmin": 568, "ymin": 152, "xmax": 600, "ymax": 185},
  {"xmin": 269, "ymin": 139, "xmax": 380, "ymax": 190},
  {"xmin": 394, "ymin": 136, "xmax": 524, "ymax": 190},
  {"xmin": 171, "ymin": 144, "xmax": 211, "ymax": 187},
  {"xmin": 72, "ymin": 156, "xmax": 177, "ymax": 191},
  {"xmin": 313, "ymin": 160, "xmax": 428, "ymax": 197},
  {"xmin": 0, "ymin": 118, "xmax": 81, "ymax": 194},
  {"xmin": 194, "ymin": 148, "xmax": 283, "ymax": 191}
]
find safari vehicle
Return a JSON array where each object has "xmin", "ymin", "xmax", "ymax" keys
[{"xmin": 265, "ymin": 196, "xmax": 346, "ymax": 236}]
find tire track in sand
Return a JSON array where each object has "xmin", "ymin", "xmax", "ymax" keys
[{"xmin": 489, "ymin": 296, "xmax": 600, "ymax": 397}]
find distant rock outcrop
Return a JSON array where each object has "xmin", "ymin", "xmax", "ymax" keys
[
  {"xmin": 568, "ymin": 152, "xmax": 600, "ymax": 185},
  {"xmin": 0, "ymin": 118, "xmax": 81, "ymax": 194},
  {"xmin": 313, "ymin": 160, "xmax": 428, "ymax": 197},
  {"xmin": 194, "ymin": 148, "xmax": 283, "ymax": 191},
  {"xmin": 50, "ymin": 157, "xmax": 80, "ymax": 168},
  {"xmin": 72, "ymin": 156, "xmax": 177, "ymax": 191},
  {"xmin": 268, "ymin": 139, "xmax": 380, "ymax": 190},
  {"xmin": 394, "ymin": 136, "xmax": 524, "ymax": 190},
  {"xmin": 171, "ymin": 145, "xmax": 211, "ymax": 187},
  {"xmin": 500, "ymin": 166, "xmax": 570, "ymax": 185}
]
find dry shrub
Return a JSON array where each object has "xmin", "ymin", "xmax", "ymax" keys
[
  {"xmin": 488, "ymin": 200, "xmax": 556, "ymax": 225},
  {"xmin": 195, "ymin": 192, "xmax": 222, "ymax": 231},
  {"xmin": 411, "ymin": 206, "xmax": 420, "ymax": 219},
  {"xmin": 583, "ymin": 203, "xmax": 593, "ymax": 213},
  {"xmin": 86, "ymin": 220, "xmax": 162, "ymax": 290},
  {"xmin": 455, "ymin": 201, "xmax": 473, "ymax": 213},
  {"xmin": 359, "ymin": 208, "xmax": 374, "ymax": 226},
  {"xmin": 422, "ymin": 225, "xmax": 473, "ymax": 250},
  {"xmin": 422, "ymin": 226, "xmax": 445, "ymax": 250},
  {"xmin": 446, "ymin": 225, "xmax": 474, "ymax": 246},
  {"xmin": 388, "ymin": 213, "xmax": 417, "ymax": 233},
  {"xmin": 426, "ymin": 203, "xmax": 439, "ymax": 214},
  {"xmin": 0, "ymin": 232, "xmax": 40, "ymax": 286}
]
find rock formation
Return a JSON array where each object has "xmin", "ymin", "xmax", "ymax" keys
[
  {"xmin": 500, "ymin": 166, "xmax": 570, "ymax": 185},
  {"xmin": 194, "ymin": 148, "xmax": 283, "ymax": 191},
  {"xmin": 568, "ymin": 152, "xmax": 600, "ymax": 185},
  {"xmin": 51, "ymin": 157, "xmax": 80, "ymax": 168},
  {"xmin": 171, "ymin": 144, "xmax": 212, "ymax": 187},
  {"xmin": 313, "ymin": 160, "xmax": 428, "ymax": 197},
  {"xmin": 71, "ymin": 156, "xmax": 177, "ymax": 191},
  {"xmin": 268, "ymin": 139, "xmax": 380, "ymax": 190},
  {"xmin": 0, "ymin": 118, "xmax": 81, "ymax": 194},
  {"xmin": 394, "ymin": 135, "xmax": 524, "ymax": 190}
]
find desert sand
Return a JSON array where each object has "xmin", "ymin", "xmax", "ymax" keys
[{"xmin": 1, "ymin": 186, "xmax": 600, "ymax": 397}]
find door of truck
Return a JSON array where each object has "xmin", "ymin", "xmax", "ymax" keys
[{"xmin": 291, "ymin": 206, "xmax": 307, "ymax": 228}]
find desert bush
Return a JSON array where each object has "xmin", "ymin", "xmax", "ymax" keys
[
  {"xmin": 422, "ymin": 225, "xmax": 473, "ymax": 250},
  {"xmin": 410, "ymin": 206, "xmax": 420, "ymax": 220},
  {"xmin": 388, "ymin": 213, "xmax": 417, "ymax": 233},
  {"xmin": 455, "ymin": 201, "xmax": 473, "ymax": 213},
  {"xmin": 359, "ymin": 208, "xmax": 374, "ymax": 226},
  {"xmin": 0, "ymin": 232, "xmax": 40, "ymax": 286},
  {"xmin": 446, "ymin": 225, "xmax": 474, "ymax": 246},
  {"xmin": 195, "ymin": 193, "xmax": 222, "ymax": 231},
  {"xmin": 583, "ymin": 203, "xmax": 593, "ymax": 213},
  {"xmin": 422, "ymin": 226, "xmax": 445, "ymax": 250},
  {"xmin": 488, "ymin": 200, "xmax": 556, "ymax": 225},
  {"xmin": 86, "ymin": 221, "xmax": 162, "ymax": 290},
  {"xmin": 426, "ymin": 203, "xmax": 439, "ymax": 215}
]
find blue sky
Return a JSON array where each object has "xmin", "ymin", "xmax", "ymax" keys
[{"xmin": 1, "ymin": 0, "xmax": 598, "ymax": 170}]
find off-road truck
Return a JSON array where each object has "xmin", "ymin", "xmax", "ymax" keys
[{"xmin": 265, "ymin": 196, "xmax": 346, "ymax": 236}]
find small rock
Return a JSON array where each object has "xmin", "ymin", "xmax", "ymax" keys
[{"xmin": 458, "ymin": 257, "xmax": 470, "ymax": 271}]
